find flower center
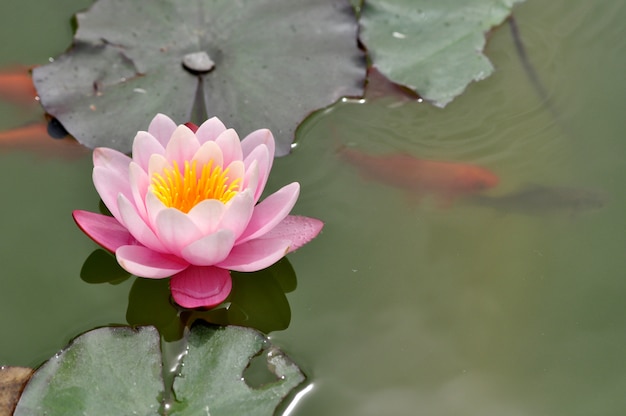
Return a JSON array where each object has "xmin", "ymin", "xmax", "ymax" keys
[{"xmin": 151, "ymin": 160, "xmax": 240, "ymax": 213}]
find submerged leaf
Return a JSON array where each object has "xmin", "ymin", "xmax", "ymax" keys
[
  {"xmin": 359, "ymin": 0, "xmax": 525, "ymax": 107},
  {"xmin": 33, "ymin": 0, "xmax": 365, "ymax": 156}
]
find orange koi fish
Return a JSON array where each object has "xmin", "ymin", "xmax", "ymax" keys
[
  {"xmin": 0, "ymin": 122, "xmax": 86, "ymax": 159},
  {"xmin": 339, "ymin": 146, "xmax": 499, "ymax": 204},
  {"xmin": 0, "ymin": 66, "xmax": 38, "ymax": 106}
]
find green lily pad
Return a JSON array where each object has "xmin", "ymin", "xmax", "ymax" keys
[
  {"xmin": 359, "ymin": 0, "xmax": 524, "ymax": 107},
  {"xmin": 170, "ymin": 325, "xmax": 305, "ymax": 415},
  {"xmin": 14, "ymin": 326, "xmax": 163, "ymax": 415},
  {"xmin": 33, "ymin": 0, "xmax": 365, "ymax": 156},
  {"xmin": 14, "ymin": 325, "xmax": 304, "ymax": 415}
]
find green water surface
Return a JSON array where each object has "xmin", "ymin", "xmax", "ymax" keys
[{"xmin": 1, "ymin": 1, "xmax": 625, "ymax": 415}]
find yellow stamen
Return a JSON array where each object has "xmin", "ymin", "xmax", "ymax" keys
[{"xmin": 151, "ymin": 160, "xmax": 240, "ymax": 213}]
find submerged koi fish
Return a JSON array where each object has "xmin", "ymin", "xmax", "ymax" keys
[
  {"xmin": 0, "ymin": 66, "xmax": 38, "ymax": 106},
  {"xmin": 339, "ymin": 146, "xmax": 499, "ymax": 204},
  {"xmin": 0, "ymin": 122, "xmax": 85, "ymax": 159}
]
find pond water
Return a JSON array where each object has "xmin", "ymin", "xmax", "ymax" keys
[{"xmin": 1, "ymin": 0, "xmax": 625, "ymax": 415}]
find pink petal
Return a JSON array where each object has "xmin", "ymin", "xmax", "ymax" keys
[
  {"xmin": 224, "ymin": 160, "xmax": 245, "ymax": 185},
  {"xmin": 180, "ymin": 229, "xmax": 236, "ymax": 266},
  {"xmin": 219, "ymin": 189, "xmax": 255, "ymax": 239},
  {"xmin": 170, "ymin": 266, "xmax": 232, "ymax": 308},
  {"xmin": 148, "ymin": 113, "xmax": 177, "ymax": 147},
  {"xmin": 215, "ymin": 129, "xmax": 243, "ymax": 167},
  {"xmin": 129, "ymin": 162, "xmax": 149, "ymax": 221},
  {"xmin": 195, "ymin": 116, "xmax": 227, "ymax": 144},
  {"xmin": 147, "ymin": 153, "xmax": 169, "ymax": 178},
  {"xmin": 72, "ymin": 210, "xmax": 135, "ymax": 252},
  {"xmin": 145, "ymin": 191, "xmax": 167, "ymax": 230},
  {"xmin": 261, "ymin": 215, "xmax": 324, "ymax": 252},
  {"xmin": 243, "ymin": 144, "xmax": 271, "ymax": 203},
  {"xmin": 217, "ymin": 238, "xmax": 291, "ymax": 272},
  {"xmin": 187, "ymin": 199, "xmax": 226, "ymax": 234},
  {"xmin": 237, "ymin": 182, "xmax": 300, "ymax": 244},
  {"xmin": 153, "ymin": 208, "xmax": 203, "ymax": 257},
  {"xmin": 192, "ymin": 140, "xmax": 223, "ymax": 168},
  {"xmin": 116, "ymin": 245, "xmax": 188, "ymax": 278},
  {"xmin": 241, "ymin": 160, "xmax": 259, "ymax": 199},
  {"xmin": 93, "ymin": 147, "xmax": 131, "ymax": 172},
  {"xmin": 93, "ymin": 165, "xmax": 131, "ymax": 222},
  {"xmin": 165, "ymin": 125, "xmax": 200, "ymax": 167},
  {"xmin": 132, "ymin": 131, "xmax": 165, "ymax": 171},
  {"xmin": 241, "ymin": 128, "xmax": 275, "ymax": 161},
  {"xmin": 118, "ymin": 194, "xmax": 167, "ymax": 252}
]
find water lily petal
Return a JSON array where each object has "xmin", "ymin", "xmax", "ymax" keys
[
  {"xmin": 195, "ymin": 116, "xmax": 227, "ymax": 144},
  {"xmin": 241, "ymin": 128, "xmax": 275, "ymax": 161},
  {"xmin": 192, "ymin": 140, "xmax": 223, "ymax": 169},
  {"xmin": 118, "ymin": 194, "xmax": 167, "ymax": 252},
  {"xmin": 147, "ymin": 153, "xmax": 169, "ymax": 178},
  {"xmin": 72, "ymin": 210, "xmax": 134, "ymax": 252},
  {"xmin": 217, "ymin": 238, "xmax": 291, "ymax": 272},
  {"xmin": 145, "ymin": 191, "xmax": 167, "ymax": 227},
  {"xmin": 129, "ymin": 162, "xmax": 149, "ymax": 221},
  {"xmin": 154, "ymin": 208, "xmax": 203, "ymax": 256},
  {"xmin": 132, "ymin": 131, "xmax": 165, "ymax": 171},
  {"xmin": 220, "ymin": 189, "xmax": 255, "ymax": 239},
  {"xmin": 187, "ymin": 199, "xmax": 226, "ymax": 235},
  {"xmin": 170, "ymin": 266, "xmax": 232, "ymax": 308},
  {"xmin": 243, "ymin": 144, "xmax": 271, "ymax": 203},
  {"xmin": 117, "ymin": 245, "xmax": 188, "ymax": 278},
  {"xmin": 165, "ymin": 125, "xmax": 200, "ymax": 167},
  {"xmin": 261, "ymin": 215, "xmax": 324, "ymax": 252},
  {"xmin": 181, "ymin": 229, "xmax": 236, "ymax": 266},
  {"xmin": 241, "ymin": 159, "xmax": 259, "ymax": 197},
  {"xmin": 237, "ymin": 182, "xmax": 300, "ymax": 244},
  {"xmin": 215, "ymin": 128, "xmax": 243, "ymax": 167},
  {"xmin": 93, "ymin": 146, "xmax": 131, "ymax": 173},
  {"xmin": 93, "ymin": 165, "xmax": 131, "ymax": 222},
  {"xmin": 148, "ymin": 113, "xmax": 177, "ymax": 147},
  {"xmin": 224, "ymin": 160, "xmax": 245, "ymax": 186}
]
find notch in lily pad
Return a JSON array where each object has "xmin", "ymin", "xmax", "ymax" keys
[{"xmin": 182, "ymin": 51, "xmax": 215, "ymax": 74}]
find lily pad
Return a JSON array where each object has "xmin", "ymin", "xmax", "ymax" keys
[
  {"xmin": 359, "ymin": 0, "xmax": 524, "ymax": 107},
  {"xmin": 14, "ymin": 325, "xmax": 304, "ymax": 415},
  {"xmin": 33, "ymin": 0, "xmax": 365, "ymax": 156},
  {"xmin": 14, "ymin": 326, "xmax": 163, "ymax": 415},
  {"xmin": 170, "ymin": 325, "xmax": 305, "ymax": 415}
]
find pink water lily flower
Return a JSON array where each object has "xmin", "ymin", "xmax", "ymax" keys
[{"xmin": 73, "ymin": 114, "xmax": 323, "ymax": 308}]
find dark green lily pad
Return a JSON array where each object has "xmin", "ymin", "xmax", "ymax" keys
[
  {"xmin": 33, "ymin": 0, "xmax": 365, "ymax": 156},
  {"xmin": 359, "ymin": 0, "xmax": 524, "ymax": 107},
  {"xmin": 14, "ymin": 325, "xmax": 304, "ymax": 415}
]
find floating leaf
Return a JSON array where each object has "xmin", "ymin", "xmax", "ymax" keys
[
  {"xmin": 359, "ymin": 0, "xmax": 524, "ymax": 107},
  {"xmin": 14, "ymin": 325, "xmax": 304, "ymax": 415},
  {"xmin": 170, "ymin": 325, "xmax": 305, "ymax": 415},
  {"xmin": 33, "ymin": 0, "xmax": 365, "ymax": 156},
  {"xmin": 14, "ymin": 326, "xmax": 163, "ymax": 416}
]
